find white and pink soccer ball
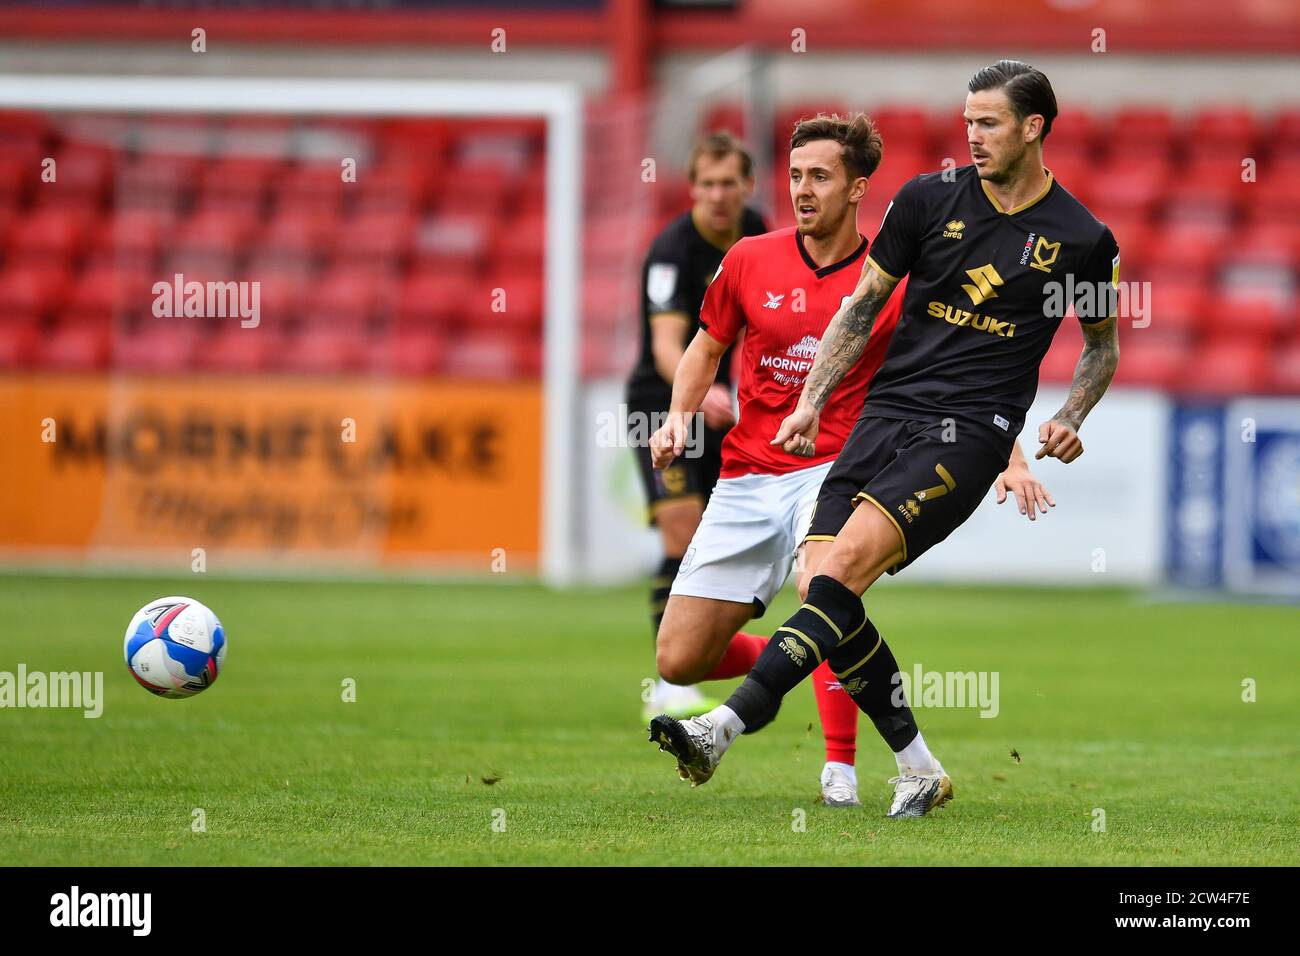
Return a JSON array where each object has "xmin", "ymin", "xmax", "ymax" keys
[{"xmin": 123, "ymin": 596, "xmax": 226, "ymax": 699}]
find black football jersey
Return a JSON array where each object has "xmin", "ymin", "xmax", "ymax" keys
[
  {"xmin": 862, "ymin": 164, "xmax": 1119, "ymax": 436},
  {"xmin": 625, "ymin": 207, "xmax": 767, "ymax": 407}
]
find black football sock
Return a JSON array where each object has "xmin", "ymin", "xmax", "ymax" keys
[
  {"xmin": 723, "ymin": 575, "xmax": 865, "ymax": 733},
  {"xmin": 828, "ymin": 613, "xmax": 919, "ymax": 752},
  {"xmin": 651, "ymin": 556, "xmax": 682, "ymax": 651}
]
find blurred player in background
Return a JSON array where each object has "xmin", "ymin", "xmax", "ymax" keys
[
  {"xmin": 648, "ymin": 114, "xmax": 1052, "ymax": 806},
  {"xmin": 652, "ymin": 61, "xmax": 1120, "ymax": 818},
  {"xmin": 626, "ymin": 132, "xmax": 767, "ymax": 721}
]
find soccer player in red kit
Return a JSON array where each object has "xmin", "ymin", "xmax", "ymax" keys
[{"xmin": 648, "ymin": 114, "xmax": 1051, "ymax": 805}]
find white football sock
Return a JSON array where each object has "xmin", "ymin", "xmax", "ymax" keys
[
  {"xmin": 895, "ymin": 731, "xmax": 942, "ymax": 774},
  {"xmin": 823, "ymin": 761, "xmax": 857, "ymax": 786},
  {"xmin": 707, "ymin": 704, "xmax": 745, "ymax": 754}
]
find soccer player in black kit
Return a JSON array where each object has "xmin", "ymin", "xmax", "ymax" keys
[
  {"xmin": 625, "ymin": 132, "xmax": 767, "ymax": 720},
  {"xmin": 653, "ymin": 61, "xmax": 1122, "ymax": 816}
]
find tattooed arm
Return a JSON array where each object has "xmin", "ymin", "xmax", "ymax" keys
[
  {"xmin": 1035, "ymin": 315, "xmax": 1120, "ymax": 464},
  {"xmin": 771, "ymin": 264, "xmax": 900, "ymax": 457}
]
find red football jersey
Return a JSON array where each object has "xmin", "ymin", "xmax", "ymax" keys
[{"xmin": 700, "ymin": 227, "xmax": 903, "ymax": 478}]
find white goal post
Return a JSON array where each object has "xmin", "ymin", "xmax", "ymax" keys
[{"xmin": 0, "ymin": 73, "xmax": 583, "ymax": 587}]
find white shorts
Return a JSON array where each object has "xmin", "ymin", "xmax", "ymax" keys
[{"xmin": 670, "ymin": 461, "xmax": 834, "ymax": 614}]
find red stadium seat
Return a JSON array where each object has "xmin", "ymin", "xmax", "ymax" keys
[
  {"xmin": 1218, "ymin": 284, "xmax": 1294, "ymax": 340},
  {"xmin": 1108, "ymin": 105, "xmax": 1175, "ymax": 159},
  {"xmin": 1087, "ymin": 156, "xmax": 1170, "ymax": 218},
  {"xmin": 8, "ymin": 206, "xmax": 94, "ymax": 263},
  {"xmin": 582, "ymin": 275, "xmax": 630, "ymax": 332},
  {"xmin": 1043, "ymin": 153, "xmax": 1092, "ymax": 206},
  {"xmin": 117, "ymin": 154, "xmax": 201, "ymax": 211},
  {"xmin": 1164, "ymin": 155, "xmax": 1249, "ymax": 220},
  {"xmin": 513, "ymin": 165, "xmax": 547, "ymax": 218},
  {"xmin": 436, "ymin": 170, "xmax": 512, "ymax": 217},
  {"xmin": 0, "ymin": 154, "xmax": 30, "ymax": 208},
  {"xmin": 112, "ymin": 322, "xmax": 199, "ymax": 372},
  {"xmin": 1185, "ymin": 106, "xmax": 1258, "ymax": 161},
  {"xmin": 1111, "ymin": 335, "xmax": 1189, "ymax": 391},
  {"xmin": 482, "ymin": 269, "xmax": 543, "ymax": 330},
  {"xmin": 351, "ymin": 162, "xmax": 429, "ymax": 214},
  {"xmin": 254, "ymin": 208, "xmax": 341, "ymax": 264},
  {"xmin": 39, "ymin": 317, "xmax": 112, "ymax": 372},
  {"xmin": 1243, "ymin": 166, "xmax": 1300, "ymax": 226},
  {"xmin": 1046, "ymin": 107, "xmax": 1099, "ymax": 155},
  {"xmin": 866, "ymin": 105, "xmax": 931, "ymax": 153},
  {"xmin": 98, "ymin": 208, "xmax": 174, "ymax": 268},
  {"xmin": 280, "ymin": 327, "xmax": 369, "ymax": 375},
  {"xmin": 372, "ymin": 325, "xmax": 447, "ymax": 376},
  {"xmin": 494, "ymin": 211, "xmax": 545, "ymax": 268},
  {"xmin": 1182, "ymin": 339, "xmax": 1272, "ymax": 396},
  {"xmin": 1143, "ymin": 222, "xmax": 1226, "ymax": 280},
  {"xmin": 411, "ymin": 210, "xmax": 494, "ymax": 273},
  {"xmin": 0, "ymin": 315, "xmax": 41, "ymax": 369},
  {"xmin": 654, "ymin": 174, "xmax": 693, "ymax": 217},
  {"xmin": 774, "ymin": 102, "xmax": 850, "ymax": 147},
  {"xmin": 398, "ymin": 272, "xmax": 472, "ymax": 329},
  {"xmin": 701, "ymin": 102, "xmax": 746, "ymax": 139},
  {"xmin": 1147, "ymin": 279, "xmax": 1208, "ymax": 338},
  {"xmin": 196, "ymin": 156, "xmax": 283, "ymax": 204},
  {"xmin": 65, "ymin": 264, "xmax": 147, "ymax": 325},
  {"xmin": 339, "ymin": 210, "xmax": 415, "ymax": 263},
  {"xmin": 1272, "ymin": 339, "xmax": 1300, "ymax": 394},
  {"xmin": 34, "ymin": 146, "xmax": 114, "ymax": 209},
  {"xmin": 177, "ymin": 208, "xmax": 258, "ymax": 254},
  {"xmin": 0, "ymin": 265, "xmax": 70, "ymax": 317},
  {"xmin": 305, "ymin": 268, "xmax": 399, "ymax": 328},
  {"xmin": 199, "ymin": 326, "xmax": 287, "ymax": 373},
  {"xmin": 378, "ymin": 117, "xmax": 451, "ymax": 157},
  {"xmin": 276, "ymin": 161, "xmax": 350, "ymax": 213},
  {"xmin": 442, "ymin": 332, "xmax": 529, "ymax": 380}
]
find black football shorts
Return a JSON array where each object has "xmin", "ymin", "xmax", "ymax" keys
[{"xmin": 805, "ymin": 414, "xmax": 1014, "ymax": 573}]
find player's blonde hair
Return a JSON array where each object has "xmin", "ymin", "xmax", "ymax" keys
[{"xmin": 687, "ymin": 130, "xmax": 755, "ymax": 182}]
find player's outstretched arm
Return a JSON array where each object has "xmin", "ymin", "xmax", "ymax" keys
[
  {"xmin": 1037, "ymin": 315, "xmax": 1120, "ymax": 464},
  {"xmin": 650, "ymin": 329, "xmax": 727, "ymax": 469},
  {"xmin": 995, "ymin": 440, "xmax": 1055, "ymax": 521},
  {"xmin": 804, "ymin": 264, "xmax": 898, "ymax": 411},
  {"xmin": 771, "ymin": 264, "xmax": 899, "ymax": 457}
]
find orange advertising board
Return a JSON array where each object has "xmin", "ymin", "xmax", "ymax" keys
[{"xmin": 0, "ymin": 374, "xmax": 541, "ymax": 568}]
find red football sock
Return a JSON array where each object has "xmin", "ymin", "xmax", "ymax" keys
[
  {"xmin": 813, "ymin": 661, "xmax": 858, "ymax": 766},
  {"xmin": 703, "ymin": 632, "xmax": 768, "ymax": 680}
]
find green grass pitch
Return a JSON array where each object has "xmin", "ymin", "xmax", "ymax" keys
[{"xmin": 1, "ymin": 572, "xmax": 1296, "ymax": 866}]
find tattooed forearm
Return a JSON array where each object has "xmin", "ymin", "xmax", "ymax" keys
[
  {"xmin": 802, "ymin": 266, "xmax": 898, "ymax": 411},
  {"xmin": 1053, "ymin": 316, "xmax": 1120, "ymax": 430}
]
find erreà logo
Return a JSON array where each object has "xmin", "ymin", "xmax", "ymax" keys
[
  {"xmin": 943, "ymin": 219, "xmax": 965, "ymax": 239},
  {"xmin": 778, "ymin": 635, "xmax": 808, "ymax": 664},
  {"xmin": 961, "ymin": 263, "xmax": 1003, "ymax": 306}
]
